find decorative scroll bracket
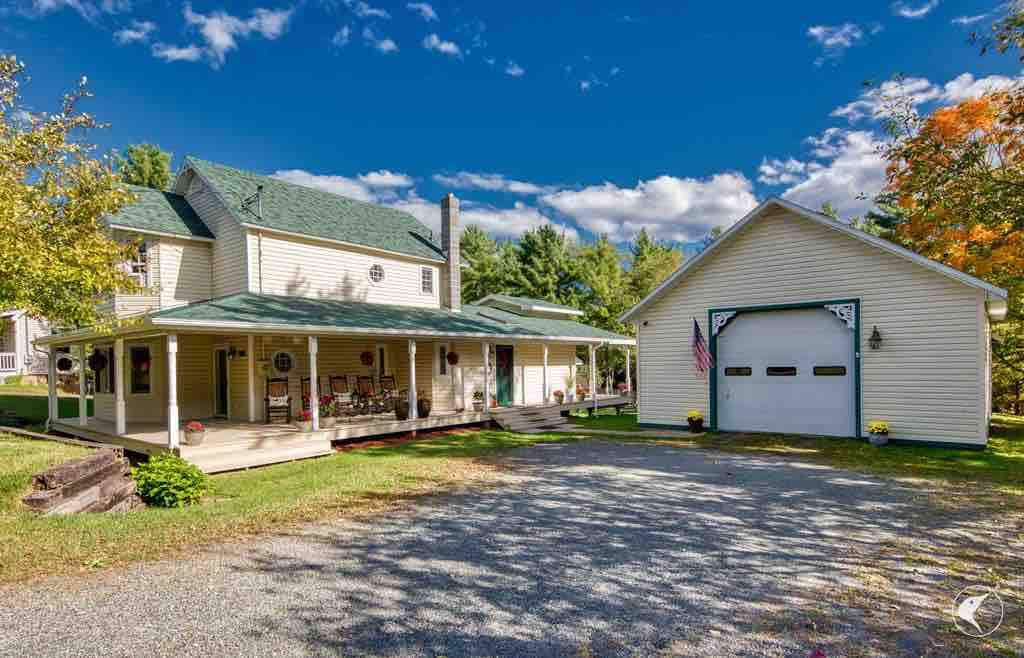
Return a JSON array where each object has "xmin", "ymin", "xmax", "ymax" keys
[
  {"xmin": 824, "ymin": 303, "xmax": 856, "ymax": 330},
  {"xmin": 711, "ymin": 311, "xmax": 737, "ymax": 336}
]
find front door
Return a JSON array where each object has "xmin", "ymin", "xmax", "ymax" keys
[
  {"xmin": 214, "ymin": 349, "xmax": 229, "ymax": 417},
  {"xmin": 495, "ymin": 345, "xmax": 513, "ymax": 407}
]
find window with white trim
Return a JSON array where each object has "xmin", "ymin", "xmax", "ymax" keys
[
  {"xmin": 421, "ymin": 267, "xmax": 434, "ymax": 295},
  {"xmin": 129, "ymin": 345, "xmax": 151, "ymax": 394},
  {"xmin": 272, "ymin": 351, "xmax": 295, "ymax": 375},
  {"xmin": 369, "ymin": 264, "xmax": 385, "ymax": 284},
  {"xmin": 436, "ymin": 343, "xmax": 449, "ymax": 377},
  {"xmin": 128, "ymin": 241, "xmax": 149, "ymax": 287}
]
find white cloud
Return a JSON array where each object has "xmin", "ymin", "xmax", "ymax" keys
[
  {"xmin": 757, "ymin": 157, "xmax": 819, "ymax": 186},
  {"xmin": 406, "ymin": 2, "xmax": 437, "ymax": 21},
  {"xmin": 807, "ymin": 23, "xmax": 865, "ymax": 65},
  {"xmin": 941, "ymin": 72, "xmax": 1021, "ymax": 102},
  {"xmin": 463, "ymin": 201, "xmax": 579, "ymax": 241},
  {"xmin": 151, "ymin": 42, "xmax": 203, "ymax": 62},
  {"xmin": 891, "ymin": 0, "xmax": 940, "ymax": 19},
  {"xmin": 114, "ymin": 19, "xmax": 155, "ymax": 44},
  {"xmin": 831, "ymin": 76, "xmax": 941, "ymax": 122},
  {"xmin": 504, "ymin": 60, "xmax": 525, "ymax": 77},
  {"xmin": 345, "ymin": 0, "xmax": 389, "ymax": 19},
  {"xmin": 433, "ymin": 171, "xmax": 555, "ymax": 195},
  {"xmin": 422, "ymin": 33, "xmax": 461, "ymax": 57},
  {"xmin": 781, "ymin": 130, "xmax": 886, "ymax": 219},
  {"xmin": 540, "ymin": 173, "xmax": 758, "ymax": 242},
  {"xmin": 332, "ymin": 25, "xmax": 351, "ymax": 47},
  {"xmin": 363, "ymin": 26, "xmax": 398, "ymax": 53},
  {"xmin": 23, "ymin": 0, "xmax": 126, "ymax": 20},
  {"xmin": 179, "ymin": 4, "xmax": 294, "ymax": 67},
  {"xmin": 358, "ymin": 170, "xmax": 415, "ymax": 188},
  {"xmin": 952, "ymin": 13, "xmax": 989, "ymax": 25},
  {"xmin": 579, "ymin": 80, "xmax": 592, "ymax": 92}
]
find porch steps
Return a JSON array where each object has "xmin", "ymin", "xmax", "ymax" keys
[
  {"xmin": 184, "ymin": 438, "xmax": 333, "ymax": 474},
  {"xmin": 490, "ymin": 405, "xmax": 573, "ymax": 433}
]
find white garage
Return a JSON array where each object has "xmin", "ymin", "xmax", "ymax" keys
[{"xmin": 620, "ymin": 198, "xmax": 1009, "ymax": 447}]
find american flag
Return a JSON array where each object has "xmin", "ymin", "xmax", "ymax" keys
[{"xmin": 692, "ymin": 318, "xmax": 713, "ymax": 375}]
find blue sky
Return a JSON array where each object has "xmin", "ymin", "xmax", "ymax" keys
[{"xmin": 2, "ymin": 0, "xmax": 1020, "ymax": 244}]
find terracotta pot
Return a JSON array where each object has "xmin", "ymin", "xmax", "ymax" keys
[
  {"xmin": 472, "ymin": 401, "xmax": 483, "ymax": 412},
  {"xmin": 417, "ymin": 398, "xmax": 432, "ymax": 418},
  {"xmin": 395, "ymin": 401, "xmax": 410, "ymax": 421},
  {"xmin": 184, "ymin": 430, "xmax": 205, "ymax": 446}
]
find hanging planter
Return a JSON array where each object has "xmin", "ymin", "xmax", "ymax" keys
[
  {"xmin": 359, "ymin": 351, "xmax": 374, "ymax": 366},
  {"xmin": 87, "ymin": 350, "xmax": 107, "ymax": 372},
  {"xmin": 446, "ymin": 351, "xmax": 459, "ymax": 366}
]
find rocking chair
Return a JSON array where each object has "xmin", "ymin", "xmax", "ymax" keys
[
  {"xmin": 356, "ymin": 375, "xmax": 383, "ymax": 414},
  {"xmin": 329, "ymin": 375, "xmax": 356, "ymax": 417},
  {"xmin": 265, "ymin": 378, "xmax": 291, "ymax": 425},
  {"xmin": 301, "ymin": 376, "xmax": 323, "ymax": 411}
]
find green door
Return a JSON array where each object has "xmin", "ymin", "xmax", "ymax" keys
[{"xmin": 495, "ymin": 345, "xmax": 513, "ymax": 407}]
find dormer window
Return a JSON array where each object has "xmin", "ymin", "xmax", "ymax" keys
[
  {"xmin": 369, "ymin": 264, "xmax": 385, "ymax": 284},
  {"xmin": 128, "ymin": 241, "xmax": 149, "ymax": 287}
]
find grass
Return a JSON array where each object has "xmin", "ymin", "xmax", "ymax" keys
[
  {"xmin": 0, "ymin": 391, "xmax": 92, "ymax": 425},
  {"xmin": 0, "ymin": 429, "xmax": 580, "ymax": 584},
  {"xmin": 567, "ymin": 407, "xmax": 642, "ymax": 432}
]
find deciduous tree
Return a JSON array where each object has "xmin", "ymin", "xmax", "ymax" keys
[{"xmin": 117, "ymin": 143, "xmax": 173, "ymax": 190}]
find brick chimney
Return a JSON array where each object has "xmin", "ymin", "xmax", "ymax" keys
[{"xmin": 440, "ymin": 193, "xmax": 461, "ymax": 312}]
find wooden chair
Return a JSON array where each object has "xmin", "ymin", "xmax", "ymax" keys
[
  {"xmin": 301, "ymin": 376, "xmax": 323, "ymax": 411},
  {"xmin": 356, "ymin": 375, "xmax": 382, "ymax": 414},
  {"xmin": 265, "ymin": 378, "xmax": 291, "ymax": 424},
  {"xmin": 329, "ymin": 375, "xmax": 356, "ymax": 417},
  {"xmin": 379, "ymin": 375, "xmax": 399, "ymax": 412}
]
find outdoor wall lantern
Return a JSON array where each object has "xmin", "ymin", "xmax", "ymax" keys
[{"xmin": 868, "ymin": 326, "xmax": 883, "ymax": 350}]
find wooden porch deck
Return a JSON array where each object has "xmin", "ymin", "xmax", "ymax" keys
[{"xmin": 51, "ymin": 410, "xmax": 488, "ymax": 473}]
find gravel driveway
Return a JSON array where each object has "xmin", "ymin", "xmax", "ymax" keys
[{"xmin": 0, "ymin": 440, "xmax": 1016, "ymax": 657}]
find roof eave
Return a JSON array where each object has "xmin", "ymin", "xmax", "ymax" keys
[{"xmin": 105, "ymin": 224, "xmax": 216, "ymax": 243}]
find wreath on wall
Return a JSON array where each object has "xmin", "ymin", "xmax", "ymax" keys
[
  {"xmin": 446, "ymin": 351, "xmax": 459, "ymax": 366},
  {"xmin": 87, "ymin": 350, "xmax": 107, "ymax": 372},
  {"xmin": 360, "ymin": 351, "xmax": 374, "ymax": 366}
]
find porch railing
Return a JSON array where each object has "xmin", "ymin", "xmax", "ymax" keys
[{"xmin": 0, "ymin": 352, "xmax": 16, "ymax": 372}]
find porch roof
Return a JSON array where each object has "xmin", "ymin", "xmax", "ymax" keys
[{"xmin": 141, "ymin": 293, "xmax": 634, "ymax": 344}]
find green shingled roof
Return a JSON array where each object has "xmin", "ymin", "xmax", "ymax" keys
[
  {"xmin": 477, "ymin": 294, "xmax": 583, "ymax": 314},
  {"xmin": 105, "ymin": 185, "xmax": 214, "ymax": 240},
  {"xmin": 185, "ymin": 157, "xmax": 445, "ymax": 261},
  {"xmin": 149, "ymin": 293, "xmax": 633, "ymax": 343}
]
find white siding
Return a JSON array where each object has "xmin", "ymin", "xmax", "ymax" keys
[
  {"xmin": 157, "ymin": 238, "xmax": 213, "ymax": 308},
  {"xmin": 185, "ymin": 174, "xmax": 248, "ymax": 297},
  {"xmin": 249, "ymin": 230, "xmax": 442, "ymax": 308},
  {"xmin": 635, "ymin": 207, "xmax": 988, "ymax": 445}
]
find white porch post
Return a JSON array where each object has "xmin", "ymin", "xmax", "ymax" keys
[
  {"xmin": 46, "ymin": 346, "xmax": 57, "ymax": 426},
  {"xmin": 308, "ymin": 336, "xmax": 319, "ymax": 431},
  {"xmin": 589, "ymin": 343, "xmax": 598, "ymax": 414},
  {"xmin": 114, "ymin": 338, "xmax": 126, "ymax": 435},
  {"xmin": 408, "ymin": 339, "xmax": 418, "ymax": 420},
  {"xmin": 625, "ymin": 347, "xmax": 632, "ymax": 394},
  {"xmin": 166, "ymin": 335, "xmax": 179, "ymax": 450},
  {"xmin": 482, "ymin": 342, "xmax": 491, "ymax": 413},
  {"xmin": 76, "ymin": 344, "xmax": 87, "ymax": 426},
  {"xmin": 542, "ymin": 343, "xmax": 550, "ymax": 403},
  {"xmin": 247, "ymin": 335, "xmax": 256, "ymax": 422}
]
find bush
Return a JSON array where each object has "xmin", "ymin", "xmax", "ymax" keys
[{"xmin": 131, "ymin": 454, "xmax": 207, "ymax": 508}]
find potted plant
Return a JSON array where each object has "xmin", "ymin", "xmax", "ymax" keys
[
  {"xmin": 472, "ymin": 389, "xmax": 484, "ymax": 411},
  {"xmin": 686, "ymin": 410, "xmax": 704, "ymax": 433},
  {"xmin": 296, "ymin": 409, "xmax": 314, "ymax": 432},
  {"xmin": 867, "ymin": 420, "xmax": 890, "ymax": 446},
  {"xmin": 576, "ymin": 385, "xmax": 587, "ymax": 401},
  {"xmin": 319, "ymin": 395, "xmax": 337, "ymax": 429},
  {"xmin": 617, "ymin": 382, "xmax": 629, "ymax": 396},
  {"xmin": 183, "ymin": 420, "xmax": 206, "ymax": 446},
  {"xmin": 417, "ymin": 391, "xmax": 432, "ymax": 418},
  {"xmin": 553, "ymin": 389, "xmax": 565, "ymax": 404},
  {"xmin": 395, "ymin": 395, "xmax": 410, "ymax": 421},
  {"xmin": 564, "ymin": 374, "xmax": 575, "ymax": 402}
]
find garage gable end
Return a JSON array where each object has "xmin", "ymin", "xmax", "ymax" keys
[{"xmin": 620, "ymin": 198, "xmax": 1008, "ymax": 324}]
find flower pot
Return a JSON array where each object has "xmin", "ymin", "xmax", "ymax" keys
[
  {"xmin": 321, "ymin": 416, "xmax": 337, "ymax": 429},
  {"xmin": 868, "ymin": 432, "xmax": 889, "ymax": 447},
  {"xmin": 687, "ymin": 418, "xmax": 704, "ymax": 433},
  {"xmin": 184, "ymin": 430, "xmax": 205, "ymax": 446},
  {"xmin": 472, "ymin": 401, "xmax": 483, "ymax": 412},
  {"xmin": 296, "ymin": 420, "xmax": 313, "ymax": 432},
  {"xmin": 417, "ymin": 398, "xmax": 432, "ymax": 418},
  {"xmin": 395, "ymin": 401, "xmax": 410, "ymax": 421}
]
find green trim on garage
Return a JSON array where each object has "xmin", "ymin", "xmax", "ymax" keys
[{"xmin": 707, "ymin": 298, "xmax": 862, "ymax": 438}]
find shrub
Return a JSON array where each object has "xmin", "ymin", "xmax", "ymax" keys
[
  {"xmin": 686, "ymin": 410, "xmax": 703, "ymax": 421},
  {"xmin": 867, "ymin": 420, "xmax": 889, "ymax": 435},
  {"xmin": 132, "ymin": 454, "xmax": 207, "ymax": 508}
]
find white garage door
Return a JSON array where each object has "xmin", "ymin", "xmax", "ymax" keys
[{"xmin": 716, "ymin": 308, "xmax": 855, "ymax": 437}]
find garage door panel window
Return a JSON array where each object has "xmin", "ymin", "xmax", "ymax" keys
[
  {"xmin": 766, "ymin": 366, "xmax": 797, "ymax": 376},
  {"xmin": 813, "ymin": 366, "xmax": 847, "ymax": 376},
  {"xmin": 724, "ymin": 366, "xmax": 752, "ymax": 376}
]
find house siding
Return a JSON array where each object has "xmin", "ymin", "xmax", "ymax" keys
[
  {"xmin": 157, "ymin": 238, "xmax": 213, "ymax": 309},
  {"xmin": 248, "ymin": 230, "xmax": 442, "ymax": 308},
  {"xmin": 635, "ymin": 207, "xmax": 988, "ymax": 445},
  {"xmin": 185, "ymin": 174, "xmax": 248, "ymax": 298}
]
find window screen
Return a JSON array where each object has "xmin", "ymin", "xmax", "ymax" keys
[
  {"xmin": 421, "ymin": 267, "xmax": 434, "ymax": 294},
  {"xmin": 766, "ymin": 366, "xmax": 797, "ymax": 376},
  {"xmin": 724, "ymin": 367, "xmax": 752, "ymax": 376},
  {"xmin": 813, "ymin": 366, "xmax": 847, "ymax": 376}
]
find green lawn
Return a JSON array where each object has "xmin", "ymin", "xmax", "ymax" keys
[
  {"xmin": 0, "ymin": 430, "xmax": 580, "ymax": 583},
  {"xmin": 567, "ymin": 407, "xmax": 643, "ymax": 432},
  {"xmin": 0, "ymin": 394, "xmax": 93, "ymax": 424}
]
